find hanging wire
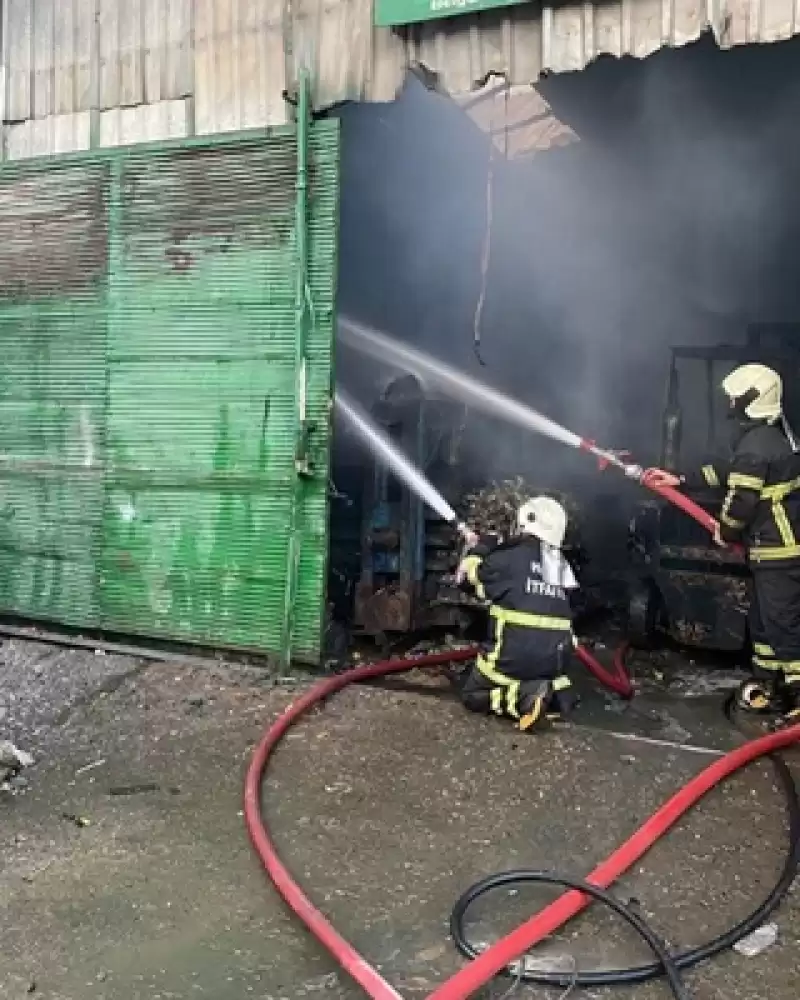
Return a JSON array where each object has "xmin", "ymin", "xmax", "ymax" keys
[{"xmin": 472, "ymin": 77, "xmax": 510, "ymax": 366}]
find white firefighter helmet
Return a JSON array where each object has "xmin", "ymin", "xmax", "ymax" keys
[
  {"xmin": 516, "ymin": 495, "xmax": 567, "ymax": 548},
  {"xmin": 721, "ymin": 364, "xmax": 782, "ymax": 422}
]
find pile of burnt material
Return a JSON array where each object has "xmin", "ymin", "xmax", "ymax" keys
[
  {"xmin": 456, "ymin": 477, "xmax": 587, "ymax": 571},
  {"xmin": 431, "ymin": 479, "xmax": 590, "ymax": 637}
]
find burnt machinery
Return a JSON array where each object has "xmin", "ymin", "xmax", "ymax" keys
[
  {"xmin": 352, "ymin": 376, "xmax": 596, "ymax": 641},
  {"xmin": 628, "ymin": 324, "xmax": 800, "ymax": 652},
  {"xmin": 353, "ymin": 375, "xmax": 472, "ymax": 639}
]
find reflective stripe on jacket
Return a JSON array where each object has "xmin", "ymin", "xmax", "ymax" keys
[
  {"xmin": 463, "ymin": 534, "xmax": 574, "ymax": 639},
  {"xmin": 694, "ymin": 423, "xmax": 800, "ymax": 567}
]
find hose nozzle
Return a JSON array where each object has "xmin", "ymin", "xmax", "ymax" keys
[
  {"xmin": 581, "ymin": 439, "xmax": 641, "ymax": 480},
  {"xmin": 457, "ymin": 522, "xmax": 479, "ymax": 549},
  {"xmin": 623, "ymin": 463, "xmax": 644, "ymax": 482}
]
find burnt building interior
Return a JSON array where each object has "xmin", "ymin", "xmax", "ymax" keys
[{"xmin": 327, "ymin": 34, "xmax": 800, "ymax": 662}]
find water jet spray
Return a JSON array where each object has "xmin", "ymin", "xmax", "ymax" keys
[
  {"xmin": 339, "ymin": 316, "xmax": 730, "ymax": 546},
  {"xmin": 335, "ymin": 390, "xmax": 476, "ymax": 546},
  {"xmin": 339, "ymin": 316, "xmax": 584, "ymax": 450},
  {"xmin": 335, "ymin": 385, "xmax": 632, "ymax": 695}
]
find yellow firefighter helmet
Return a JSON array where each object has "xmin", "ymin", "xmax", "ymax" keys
[
  {"xmin": 721, "ymin": 363, "xmax": 782, "ymax": 422},
  {"xmin": 517, "ymin": 495, "xmax": 567, "ymax": 548}
]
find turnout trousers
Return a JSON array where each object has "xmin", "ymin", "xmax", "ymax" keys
[
  {"xmin": 458, "ymin": 606, "xmax": 576, "ymax": 731},
  {"xmin": 749, "ymin": 569, "xmax": 800, "ymax": 695}
]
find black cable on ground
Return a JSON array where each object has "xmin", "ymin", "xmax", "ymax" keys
[
  {"xmin": 452, "ymin": 871, "xmax": 691, "ymax": 1000},
  {"xmin": 450, "ymin": 697, "xmax": 800, "ymax": 993}
]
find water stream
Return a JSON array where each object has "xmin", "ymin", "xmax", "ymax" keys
[
  {"xmin": 334, "ymin": 389, "xmax": 458, "ymax": 523},
  {"xmin": 339, "ymin": 315, "xmax": 584, "ymax": 450}
]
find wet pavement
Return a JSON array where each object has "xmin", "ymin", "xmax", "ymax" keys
[{"xmin": 0, "ymin": 640, "xmax": 797, "ymax": 1000}]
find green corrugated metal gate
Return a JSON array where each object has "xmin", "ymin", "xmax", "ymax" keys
[{"xmin": 0, "ymin": 118, "xmax": 340, "ymax": 665}]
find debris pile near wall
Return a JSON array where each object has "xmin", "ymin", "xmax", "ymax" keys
[{"xmin": 457, "ymin": 477, "xmax": 584, "ymax": 547}]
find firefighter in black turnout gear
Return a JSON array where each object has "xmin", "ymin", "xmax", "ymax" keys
[
  {"xmin": 647, "ymin": 364, "xmax": 800, "ymax": 723},
  {"xmin": 455, "ymin": 495, "xmax": 578, "ymax": 731}
]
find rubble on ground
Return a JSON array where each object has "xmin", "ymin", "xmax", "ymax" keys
[{"xmin": 0, "ymin": 740, "xmax": 34, "ymax": 792}]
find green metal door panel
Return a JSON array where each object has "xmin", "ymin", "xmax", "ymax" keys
[
  {"xmin": 0, "ymin": 161, "xmax": 108, "ymax": 629},
  {"xmin": 0, "ymin": 478, "xmax": 97, "ymax": 611},
  {"xmin": 112, "ymin": 308, "xmax": 298, "ymax": 362},
  {"xmin": 287, "ymin": 120, "xmax": 339, "ymax": 661},
  {"xmin": 101, "ymin": 123, "xmax": 339, "ymax": 660},
  {"xmin": 107, "ymin": 243, "xmax": 298, "ymax": 359},
  {"xmin": 99, "ymin": 487, "xmax": 295, "ymax": 649},
  {"xmin": 291, "ymin": 491, "xmax": 329, "ymax": 659},
  {"xmin": 100, "ymin": 357, "xmax": 296, "ymax": 648},
  {"xmin": 0, "ymin": 120, "xmax": 339, "ymax": 663},
  {"xmin": 105, "ymin": 360, "xmax": 297, "ymax": 477}
]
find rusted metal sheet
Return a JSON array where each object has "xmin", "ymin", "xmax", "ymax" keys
[
  {"xmin": 97, "ymin": 0, "xmax": 192, "ymax": 110},
  {"xmin": 4, "ymin": 0, "xmax": 800, "ymax": 156},
  {"xmin": 355, "ymin": 581, "xmax": 414, "ymax": 634},
  {"xmin": 0, "ymin": 165, "xmax": 108, "ymax": 300},
  {"xmin": 389, "ymin": 0, "xmax": 800, "ymax": 93}
]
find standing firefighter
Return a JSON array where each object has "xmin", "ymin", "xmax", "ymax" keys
[
  {"xmin": 647, "ymin": 364, "xmax": 800, "ymax": 722},
  {"xmin": 455, "ymin": 495, "xmax": 578, "ymax": 731}
]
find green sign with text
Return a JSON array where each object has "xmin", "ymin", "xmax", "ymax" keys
[{"xmin": 374, "ymin": 0, "xmax": 530, "ymax": 27}]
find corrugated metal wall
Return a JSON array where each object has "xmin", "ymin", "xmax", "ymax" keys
[
  {"xmin": 0, "ymin": 122, "xmax": 340, "ymax": 663},
  {"xmin": 2, "ymin": 0, "xmax": 798, "ymax": 159},
  {"xmin": 2, "ymin": 0, "xmax": 288, "ymax": 154}
]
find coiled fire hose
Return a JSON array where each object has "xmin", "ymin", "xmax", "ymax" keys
[
  {"xmin": 245, "ymin": 473, "xmax": 791, "ymax": 998},
  {"xmin": 244, "ymin": 649, "xmax": 800, "ymax": 1000}
]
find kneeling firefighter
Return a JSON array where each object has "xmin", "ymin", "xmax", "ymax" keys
[
  {"xmin": 646, "ymin": 364, "xmax": 800, "ymax": 722},
  {"xmin": 455, "ymin": 495, "xmax": 579, "ymax": 731}
]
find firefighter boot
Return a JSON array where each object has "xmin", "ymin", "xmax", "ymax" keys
[
  {"xmin": 518, "ymin": 681, "xmax": 554, "ymax": 732},
  {"xmin": 773, "ymin": 677, "xmax": 800, "ymax": 728},
  {"xmin": 547, "ymin": 679, "xmax": 579, "ymax": 721},
  {"xmin": 543, "ymin": 646, "xmax": 577, "ymax": 722},
  {"xmin": 735, "ymin": 678, "xmax": 773, "ymax": 714}
]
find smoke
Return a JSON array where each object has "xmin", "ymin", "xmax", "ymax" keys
[{"xmin": 334, "ymin": 37, "xmax": 800, "ymax": 494}]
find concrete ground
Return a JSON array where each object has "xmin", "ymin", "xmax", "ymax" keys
[{"xmin": 0, "ymin": 639, "xmax": 797, "ymax": 1000}]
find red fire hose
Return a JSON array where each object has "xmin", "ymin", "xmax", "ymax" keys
[
  {"xmin": 243, "ymin": 470, "xmax": 766, "ymax": 996},
  {"xmin": 244, "ymin": 653, "xmax": 800, "ymax": 1000},
  {"xmin": 640, "ymin": 475, "xmax": 745, "ymax": 555},
  {"xmin": 575, "ymin": 640, "xmax": 633, "ymax": 698},
  {"xmin": 650, "ymin": 483, "xmax": 721, "ymax": 536}
]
